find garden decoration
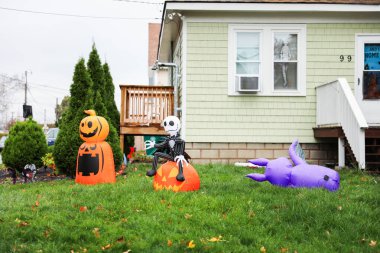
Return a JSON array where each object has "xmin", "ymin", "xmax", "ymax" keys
[
  {"xmin": 7, "ymin": 168, "xmax": 17, "ymax": 184},
  {"xmin": 76, "ymin": 110, "xmax": 115, "ymax": 185},
  {"xmin": 246, "ymin": 140, "xmax": 340, "ymax": 191},
  {"xmin": 145, "ymin": 116, "xmax": 200, "ymax": 192},
  {"xmin": 234, "ymin": 162, "xmax": 259, "ymax": 168},
  {"xmin": 22, "ymin": 164, "xmax": 36, "ymax": 183},
  {"xmin": 153, "ymin": 161, "xmax": 200, "ymax": 192}
]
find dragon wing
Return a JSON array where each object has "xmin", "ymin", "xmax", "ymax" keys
[{"xmin": 289, "ymin": 140, "xmax": 307, "ymax": 166}]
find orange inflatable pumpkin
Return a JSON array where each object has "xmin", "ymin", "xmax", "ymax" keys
[
  {"xmin": 76, "ymin": 110, "xmax": 115, "ymax": 185},
  {"xmin": 79, "ymin": 110, "xmax": 109, "ymax": 143},
  {"xmin": 153, "ymin": 161, "xmax": 200, "ymax": 192}
]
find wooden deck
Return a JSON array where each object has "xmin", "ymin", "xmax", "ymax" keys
[
  {"xmin": 119, "ymin": 85, "xmax": 174, "ymax": 154},
  {"xmin": 120, "ymin": 85, "xmax": 174, "ymax": 135}
]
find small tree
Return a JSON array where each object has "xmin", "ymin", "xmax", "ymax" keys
[
  {"xmin": 2, "ymin": 118, "xmax": 48, "ymax": 172},
  {"xmin": 103, "ymin": 63, "xmax": 120, "ymax": 132},
  {"xmin": 53, "ymin": 58, "xmax": 93, "ymax": 176},
  {"xmin": 55, "ymin": 96, "xmax": 70, "ymax": 127},
  {"xmin": 87, "ymin": 45, "xmax": 123, "ymax": 169}
]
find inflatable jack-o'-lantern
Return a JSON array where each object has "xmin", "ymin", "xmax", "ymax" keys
[
  {"xmin": 76, "ymin": 110, "xmax": 115, "ymax": 185},
  {"xmin": 153, "ymin": 161, "xmax": 200, "ymax": 192}
]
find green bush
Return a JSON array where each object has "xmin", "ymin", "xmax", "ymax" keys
[{"xmin": 2, "ymin": 118, "xmax": 48, "ymax": 172}]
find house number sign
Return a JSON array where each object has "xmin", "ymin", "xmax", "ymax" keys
[{"xmin": 339, "ymin": 55, "xmax": 352, "ymax": 62}]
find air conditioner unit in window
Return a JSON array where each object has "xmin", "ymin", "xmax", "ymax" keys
[{"xmin": 236, "ymin": 76, "xmax": 260, "ymax": 92}]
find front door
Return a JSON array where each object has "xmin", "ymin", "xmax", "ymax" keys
[{"xmin": 355, "ymin": 34, "xmax": 380, "ymax": 125}]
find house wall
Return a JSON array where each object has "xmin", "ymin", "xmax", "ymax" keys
[
  {"xmin": 185, "ymin": 22, "xmax": 380, "ymax": 144},
  {"xmin": 182, "ymin": 22, "xmax": 380, "ymax": 165}
]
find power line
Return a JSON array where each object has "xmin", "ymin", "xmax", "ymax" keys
[
  {"xmin": 28, "ymin": 83, "xmax": 69, "ymax": 92},
  {"xmin": 0, "ymin": 6, "xmax": 161, "ymax": 20},
  {"xmin": 0, "ymin": 73, "xmax": 69, "ymax": 92}
]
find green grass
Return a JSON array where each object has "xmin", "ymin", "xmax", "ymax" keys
[{"xmin": 0, "ymin": 164, "xmax": 379, "ymax": 253}]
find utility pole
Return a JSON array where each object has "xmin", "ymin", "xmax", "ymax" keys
[
  {"xmin": 55, "ymin": 97, "xmax": 58, "ymax": 124},
  {"xmin": 23, "ymin": 71, "xmax": 32, "ymax": 120},
  {"xmin": 24, "ymin": 70, "xmax": 28, "ymax": 105}
]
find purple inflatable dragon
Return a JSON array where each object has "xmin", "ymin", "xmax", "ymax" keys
[{"xmin": 246, "ymin": 140, "xmax": 340, "ymax": 191}]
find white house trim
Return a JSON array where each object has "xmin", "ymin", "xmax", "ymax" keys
[
  {"xmin": 184, "ymin": 13, "xmax": 380, "ymax": 24},
  {"xmin": 166, "ymin": 2, "xmax": 380, "ymax": 13},
  {"xmin": 181, "ymin": 16, "xmax": 188, "ymax": 140}
]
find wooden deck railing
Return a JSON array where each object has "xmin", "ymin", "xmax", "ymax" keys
[{"xmin": 120, "ymin": 85, "xmax": 174, "ymax": 127}]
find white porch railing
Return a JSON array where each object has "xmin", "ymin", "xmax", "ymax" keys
[{"xmin": 316, "ymin": 78, "xmax": 368, "ymax": 169}]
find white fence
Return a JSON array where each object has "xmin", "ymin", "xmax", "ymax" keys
[{"xmin": 316, "ymin": 78, "xmax": 368, "ymax": 169}]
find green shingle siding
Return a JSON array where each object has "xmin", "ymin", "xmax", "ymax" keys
[{"xmin": 185, "ymin": 22, "xmax": 380, "ymax": 143}]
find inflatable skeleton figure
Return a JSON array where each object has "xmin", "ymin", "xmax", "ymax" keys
[{"xmin": 145, "ymin": 116, "xmax": 190, "ymax": 181}]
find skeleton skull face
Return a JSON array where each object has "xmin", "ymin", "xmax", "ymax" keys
[{"xmin": 163, "ymin": 116, "xmax": 181, "ymax": 136}]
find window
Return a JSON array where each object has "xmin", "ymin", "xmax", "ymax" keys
[
  {"xmin": 235, "ymin": 31, "xmax": 261, "ymax": 92},
  {"xmin": 229, "ymin": 24, "xmax": 306, "ymax": 96},
  {"xmin": 362, "ymin": 43, "xmax": 380, "ymax": 99}
]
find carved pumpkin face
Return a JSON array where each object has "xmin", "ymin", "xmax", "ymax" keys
[
  {"xmin": 153, "ymin": 161, "xmax": 200, "ymax": 192},
  {"xmin": 79, "ymin": 110, "xmax": 109, "ymax": 143},
  {"xmin": 76, "ymin": 142, "xmax": 116, "ymax": 184},
  {"xmin": 77, "ymin": 143, "xmax": 102, "ymax": 176}
]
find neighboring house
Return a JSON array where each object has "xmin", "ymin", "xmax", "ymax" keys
[
  {"xmin": 120, "ymin": 23, "xmax": 173, "ymax": 153},
  {"xmin": 121, "ymin": 0, "xmax": 380, "ymax": 168},
  {"xmin": 148, "ymin": 23, "xmax": 169, "ymax": 86}
]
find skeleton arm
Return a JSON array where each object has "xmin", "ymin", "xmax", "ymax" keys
[{"xmin": 145, "ymin": 138, "xmax": 168, "ymax": 150}]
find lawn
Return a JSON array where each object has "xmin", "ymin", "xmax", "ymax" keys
[{"xmin": 0, "ymin": 164, "xmax": 379, "ymax": 253}]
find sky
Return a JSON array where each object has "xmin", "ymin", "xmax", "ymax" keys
[{"xmin": 0, "ymin": 0, "xmax": 163, "ymax": 128}]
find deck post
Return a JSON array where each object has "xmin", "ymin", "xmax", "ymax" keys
[
  {"xmin": 338, "ymin": 137, "xmax": 345, "ymax": 168},
  {"xmin": 120, "ymin": 134, "xmax": 125, "ymax": 155}
]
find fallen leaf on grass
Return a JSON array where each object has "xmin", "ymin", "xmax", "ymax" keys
[
  {"xmin": 337, "ymin": 206, "xmax": 342, "ymax": 211},
  {"xmin": 280, "ymin": 247, "xmax": 288, "ymax": 253},
  {"xmin": 15, "ymin": 218, "xmax": 29, "ymax": 227},
  {"xmin": 121, "ymin": 218, "xmax": 128, "ymax": 223},
  {"xmin": 260, "ymin": 246, "xmax": 266, "ymax": 253},
  {"xmin": 132, "ymin": 167, "xmax": 138, "ymax": 172},
  {"xmin": 369, "ymin": 240, "xmax": 377, "ymax": 247},
  {"xmin": 207, "ymin": 235, "xmax": 225, "ymax": 242},
  {"xmin": 187, "ymin": 240, "xmax": 196, "ymax": 249},
  {"xmin": 79, "ymin": 206, "xmax": 88, "ymax": 212},
  {"xmin": 117, "ymin": 236, "xmax": 125, "ymax": 243},
  {"xmin": 167, "ymin": 240, "xmax": 173, "ymax": 247},
  {"xmin": 44, "ymin": 229, "xmax": 51, "ymax": 238},
  {"xmin": 123, "ymin": 250, "xmax": 132, "ymax": 253},
  {"xmin": 248, "ymin": 210, "xmax": 256, "ymax": 218},
  {"xmin": 360, "ymin": 177, "xmax": 368, "ymax": 182},
  {"xmin": 101, "ymin": 244, "xmax": 111, "ymax": 250},
  {"xmin": 184, "ymin": 213, "xmax": 192, "ymax": 220},
  {"xmin": 93, "ymin": 228, "xmax": 100, "ymax": 238},
  {"xmin": 35, "ymin": 201, "xmax": 40, "ymax": 207}
]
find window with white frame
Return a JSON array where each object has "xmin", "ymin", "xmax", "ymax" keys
[{"xmin": 228, "ymin": 24, "xmax": 306, "ymax": 96}]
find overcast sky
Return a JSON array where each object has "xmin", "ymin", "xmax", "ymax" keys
[{"xmin": 0, "ymin": 0, "xmax": 163, "ymax": 127}]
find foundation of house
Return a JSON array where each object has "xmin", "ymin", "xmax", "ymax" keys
[{"xmin": 185, "ymin": 141, "xmax": 338, "ymax": 166}]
